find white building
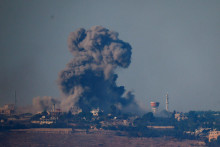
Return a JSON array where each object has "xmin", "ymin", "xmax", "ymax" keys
[
  {"xmin": 91, "ymin": 108, "xmax": 102, "ymax": 116},
  {"xmin": 0, "ymin": 104, "xmax": 15, "ymax": 115},
  {"xmin": 175, "ymin": 112, "xmax": 188, "ymax": 121}
]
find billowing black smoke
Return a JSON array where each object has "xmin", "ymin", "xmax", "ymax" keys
[{"xmin": 58, "ymin": 26, "xmax": 140, "ymax": 113}]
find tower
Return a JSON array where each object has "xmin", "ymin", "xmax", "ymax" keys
[
  {"xmin": 166, "ymin": 93, "xmax": 169, "ymax": 111},
  {"xmin": 150, "ymin": 102, "xmax": 160, "ymax": 114},
  {"xmin": 53, "ymin": 104, "xmax": 55, "ymax": 112}
]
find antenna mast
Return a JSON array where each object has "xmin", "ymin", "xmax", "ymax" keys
[
  {"xmin": 15, "ymin": 90, "xmax": 17, "ymax": 107},
  {"xmin": 166, "ymin": 93, "xmax": 169, "ymax": 111}
]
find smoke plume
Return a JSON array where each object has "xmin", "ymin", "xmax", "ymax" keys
[
  {"xmin": 32, "ymin": 96, "xmax": 60, "ymax": 112},
  {"xmin": 58, "ymin": 26, "xmax": 140, "ymax": 113}
]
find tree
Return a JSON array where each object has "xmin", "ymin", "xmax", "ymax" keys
[
  {"xmin": 31, "ymin": 113, "xmax": 42, "ymax": 120},
  {"xmin": 78, "ymin": 111, "xmax": 93, "ymax": 121},
  {"xmin": 142, "ymin": 112, "xmax": 154, "ymax": 122},
  {"xmin": 110, "ymin": 105, "xmax": 117, "ymax": 116},
  {"xmin": 67, "ymin": 111, "xmax": 72, "ymax": 119},
  {"xmin": 187, "ymin": 111, "xmax": 197, "ymax": 122}
]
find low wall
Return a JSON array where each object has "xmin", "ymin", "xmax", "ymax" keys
[{"xmin": 10, "ymin": 128, "xmax": 73, "ymax": 134}]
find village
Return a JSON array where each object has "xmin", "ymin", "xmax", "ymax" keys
[{"xmin": 0, "ymin": 102, "xmax": 220, "ymax": 146}]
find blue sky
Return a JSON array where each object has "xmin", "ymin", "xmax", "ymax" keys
[{"xmin": 1, "ymin": 0, "xmax": 220, "ymax": 112}]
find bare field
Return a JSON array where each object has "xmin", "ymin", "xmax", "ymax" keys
[{"xmin": 0, "ymin": 129, "xmax": 205, "ymax": 147}]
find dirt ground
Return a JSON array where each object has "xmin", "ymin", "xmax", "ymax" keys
[{"xmin": 0, "ymin": 129, "xmax": 206, "ymax": 147}]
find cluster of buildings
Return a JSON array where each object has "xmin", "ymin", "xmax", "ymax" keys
[
  {"xmin": 150, "ymin": 93, "xmax": 220, "ymax": 142},
  {"xmin": 31, "ymin": 115, "xmax": 56, "ymax": 125},
  {"xmin": 31, "ymin": 105, "xmax": 62, "ymax": 125},
  {"xmin": 0, "ymin": 104, "xmax": 15, "ymax": 116},
  {"xmin": 174, "ymin": 112, "xmax": 188, "ymax": 121},
  {"xmin": 1, "ymin": 92, "xmax": 220, "ymax": 143},
  {"xmin": 209, "ymin": 130, "xmax": 220, "ymax": 142},
  {"xmin": 185, "ymin": 128, "xmax": 220, "ymax": 142}
]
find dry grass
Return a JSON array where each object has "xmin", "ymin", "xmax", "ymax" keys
[{"xmin": 0, "ymin": 129, "xmax": 205, "ymax": 147}]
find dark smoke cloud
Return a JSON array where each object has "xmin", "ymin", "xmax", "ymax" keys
[{"xmin": 58, "ymin": 26, "xmax": 140, "ymax": 113}]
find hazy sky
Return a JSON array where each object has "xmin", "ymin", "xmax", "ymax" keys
[{"xmin": 0, "ymin": 0, "xmax": 220, "ymax": 112}]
